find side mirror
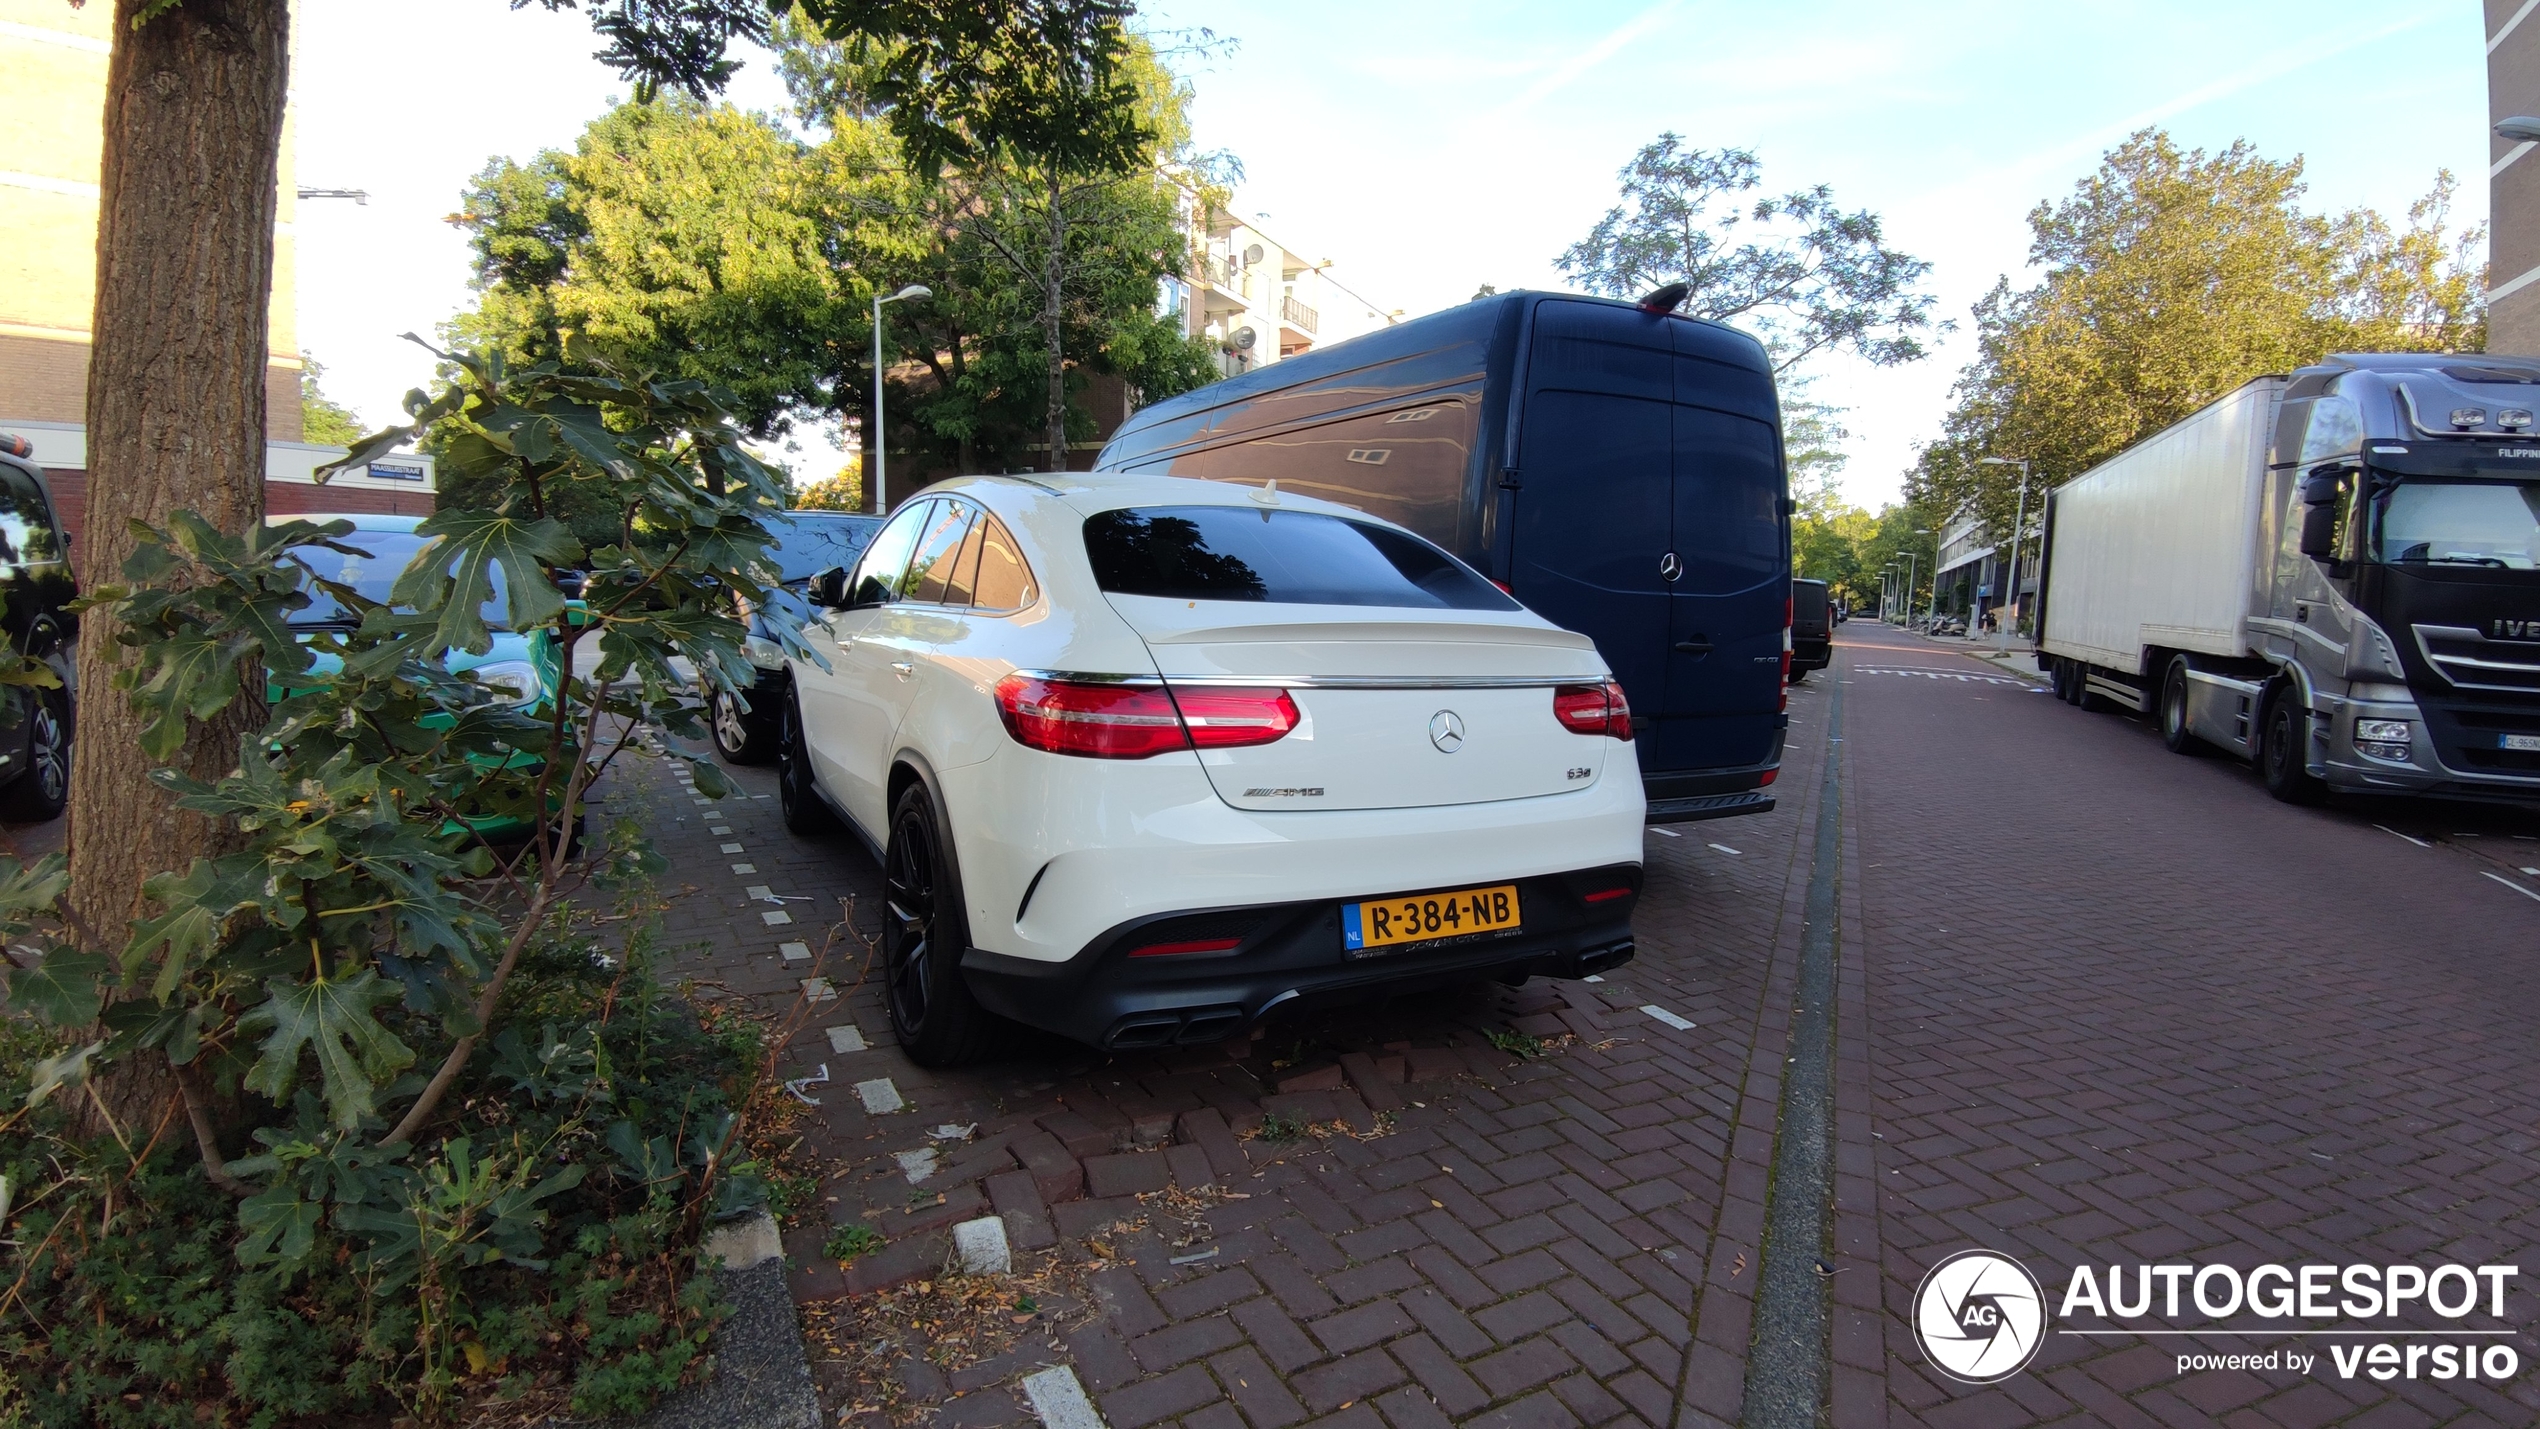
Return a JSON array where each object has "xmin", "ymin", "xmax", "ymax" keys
[
  {"xmin": 2300, "ymin": 471, "xmax": 2343, "ymax": 506},
  {"xmin": 2298, "ymin": 503, "xmax": 2340, "ymax": 561},
  {"xmin": 808, "ymin": 566, "xmax": 848, "ymax": 609}
]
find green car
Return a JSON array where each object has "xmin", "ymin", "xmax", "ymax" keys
[{"xmin": 281, "ymin": 514, "xmax": 569, "ymax": 843}]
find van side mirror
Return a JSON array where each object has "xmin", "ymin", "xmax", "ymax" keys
[
  {"xmin": 808, "ymin": 566, "xmax": 847, "ymax": 608},
  {"xmin": 2300, "ymin": 471, "xmax": 2343, "ymax": 506}
]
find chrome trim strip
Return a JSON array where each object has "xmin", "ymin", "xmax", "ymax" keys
[
  {"xmin": 1159, "ymin": 673, "xmax": 1590, "ymax": 690},
  {"xmin": 2413, "ymin": 623, "xmax": 2540, "ymax": 690},
  {"xmin": 1007, "ymin": 670, "xmax": 1597, "ymax": 691}
]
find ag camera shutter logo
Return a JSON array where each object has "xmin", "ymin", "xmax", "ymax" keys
[{"xmin": 1913, "ymin": 1250, "xmax": 2048, "ymax": 1383}]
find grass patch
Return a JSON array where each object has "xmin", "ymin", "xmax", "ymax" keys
[{"xmin": 824, "ymin": 1223, "xmax": 885, "ymax": 1261}]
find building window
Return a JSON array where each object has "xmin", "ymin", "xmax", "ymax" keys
[{"xmin": 1157, "ymin": 276, "xmax": 1188, "ymax": 320}]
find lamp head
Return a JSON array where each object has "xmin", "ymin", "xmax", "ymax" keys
[
  {"xmin": 2500, "ymin": 117, "xmax": 2540, "ymax": 144},
  {"xmin": 891, "ymin": 284, "xmax": 932, "ymax": 302}
]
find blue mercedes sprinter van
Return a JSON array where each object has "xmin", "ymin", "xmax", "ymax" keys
[{"xmin": 1094, "ymin": 291, "xmax": 1791, "ymax": 822}]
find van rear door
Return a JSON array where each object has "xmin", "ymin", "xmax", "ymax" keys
[{"xmin": 1658, "ymin": 397, "xmax": 1786, "ymax": 771}]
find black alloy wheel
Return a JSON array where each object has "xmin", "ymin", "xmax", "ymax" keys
[
  {"xmin": 2159, "ymin": 658, "xmax": 2200, "ymax": 755},
  {"xmin": 777, "ymin": 691, "xmax": 838, "ymax": 835},
  {"xmin": 2259, "ymin": 691, "xmax": 2325, "ymax": 805},
  {"xmin": 882, "ymin": 781, "xmax": 993, "ymax": 1066},
  {"xmin": 711, "ymin": 685, "xmax": 780, "ymax": 765},
  {"xmin": 0, "ymin": 691, "xmax": 69, "ymax": 822}
]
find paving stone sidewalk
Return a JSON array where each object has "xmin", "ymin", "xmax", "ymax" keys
[{"xmin": 606, "ymin": 675, "xmax": 1840, "ymax": 1429}]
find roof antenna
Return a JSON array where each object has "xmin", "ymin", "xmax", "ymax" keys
[
  {"xmin": 1249, "ymin": 479, "xmax": 1280, "ymax": 507},
  {"xmin": 1638, "ymin": 282, "xmax": 1689, "ymax": 315}
]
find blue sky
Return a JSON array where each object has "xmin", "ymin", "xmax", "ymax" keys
[{"xmin": 295, "ymin": 1, "xmax": 2491, "ymax": 507}]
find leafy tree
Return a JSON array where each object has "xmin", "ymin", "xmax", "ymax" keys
[
  {"xmin": 793, "ymin": 463, "xmax": 866, "ymax": 510},
  {"xmin": 72, "ymin": 2, "xmax": 1148, "ymax": 1134},
  {"xmin": 299, "ymin": 354, "xmax": 367, "ymax": 447},
  {"xmin": 1910, "ymin": 128, "xmax": 2487, "ymax": 546},
  {"xmin": 1558, "ymin": 135, "xmax": 1940, "ymax": 371}
]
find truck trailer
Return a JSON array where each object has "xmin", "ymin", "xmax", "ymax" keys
[{"xmin": 2035, "ymin": 354, "xmax": 2540, "ymax": 807}]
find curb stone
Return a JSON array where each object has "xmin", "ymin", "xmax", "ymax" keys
[{"xmin": 579, "ymin": 1211, "xmax": 820, "ymax": 1429}]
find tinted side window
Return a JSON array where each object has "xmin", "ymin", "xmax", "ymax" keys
[
  {"xmin": 848, "ymin": 499, "xmax": 933, "ymax": 606},
  {"xmin": 0, "ymin": 468, "xmax": 62, "ymax": 569},
  {"xmin": 969, "ymin": 514, "xmax": 1039, "ymax": 611},
  {"xmin": 907, "ymin": 500, "xmax": 978, "ymax": 604},
  {"xmin": 1130, "ymin": 400, "xmax": 1477, "ymax": 548}
]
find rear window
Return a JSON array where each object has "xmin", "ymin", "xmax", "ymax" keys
[{"xmin": 1084, "ymin": 506, "xmax": 1517, "ymax": 611}]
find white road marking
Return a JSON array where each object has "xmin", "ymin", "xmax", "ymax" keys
[
  {"xmin": 1642, "ymin": 1005, "xmax": 1696, "ymax": 1031},
  {"xmin": 2483, "ymin": 871, "xmax": 2540, "ymax": 904},
  {"xmin": 2523, "ymin": 867, "xmax": 2540, "ymax": 876},
  {"xmin": 1651, "ymin": 827, "xmax": 1681, "ymax": 838},
  {"xmin": 1583, "ymin": 975, "xmax": 1605, "ymax": 983},
  {"xmin": 1709, "ymin": 843, "xmax": 1741, "ymax": 856},
  {"xmin": 2373, "ymin": 824, "xmax": 2434, "ymax": 849}
]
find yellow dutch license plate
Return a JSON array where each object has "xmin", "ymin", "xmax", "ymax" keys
[{"xmin": 1342, "ymin": 884, "xmax": 1522, "ymax": 956}]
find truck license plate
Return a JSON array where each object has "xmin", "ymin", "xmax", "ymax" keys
[
  {"xmin": 1342, "ymin": 884, "xmax": 1521, "ymax": 955},
  {"xmin": 2502, "ymin": 734, "xmax": 2540, "ymax": 752}
]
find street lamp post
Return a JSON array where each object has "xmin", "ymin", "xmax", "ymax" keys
[
  {"xmin": 1979, "ymin": 457, "xmax": 2031, "ymax": 655},
  {"xmin": 870, "ymin": 284, "xmax": 933, "ymax": 514}
]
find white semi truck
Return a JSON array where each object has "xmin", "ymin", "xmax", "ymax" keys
[{"xmin": 2035, "ymin": 354, "xmax": 2540, "ymax": 807}]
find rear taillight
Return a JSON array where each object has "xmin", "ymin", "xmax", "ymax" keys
[
  {"xmin": 994, "ymin": 676, "xmax": 1190, "ymax": 759},
  {"xmin": 1759, "ymin": 767, "xmax": 1778, "ymax": 786},
  {"xmin": 1172, "ymin": 686, "xmax": 1301, "ymax": 749},
  {"xmin": 1553, "ymin": 681, "xmax": 1633, "ymax": 741},
  {"xmin": 1582, "ymin": 886, "xmax": 1633, "ymax": 904},
  {"xmin": 992, "ymin": 676, "xmax": 1297, "ymax": 759}
]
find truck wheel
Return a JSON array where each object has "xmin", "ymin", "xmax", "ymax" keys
[
  {"xmin": 2159, "ymin": 658, "xmax": 2201, "ymax": 755},
  {"xmin": 2259, "ymin": 692, "xmax": 2325, "ymax": 805},
  {"xmin": 2073, "ymin": 666, "xmax": 2107, "ymax": 712},
  {"xmin": 2051, "ymin": 660, "xmax": 2075, "ymax": 703}
]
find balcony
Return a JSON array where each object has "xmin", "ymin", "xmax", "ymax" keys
[{"xmin": 1280, "ymin": 295, "xmax": 1319, "ymax": 335}]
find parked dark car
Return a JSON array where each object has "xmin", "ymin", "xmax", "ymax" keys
[
  {"xmin": 1790, "ymin": 578, "xmax": 1832, "ymax": 680},
  {"xmin": 0, "ymin": 436, "xmax": 77, "ymax": 820},
  {"xmin": 710, "ymin": 509, "xmax": 883, "ymax": 763},
  {"xmin": 1096, "ymin": 291, "xmax": 1793, "ymax": 823}
]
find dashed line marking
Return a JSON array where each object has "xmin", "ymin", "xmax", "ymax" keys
[
  {"xmin": 2374, "ymin": 824, "xmax": 2434, "ymax": 848},
  {"xmin": 1709, "ymin": 843, "xmax": 1742, "ymax": 856},
  {"xmin": 1642, "ymin": 1005, "xmax": 1696, "ymax": 1031},
  {"xmin": 1650, "ymin": 827, "xmax": 1681, "ymax": 838},
  {"xmin": 2483, "ymin": 871, "xmax": 2540, "ymax": 905}
]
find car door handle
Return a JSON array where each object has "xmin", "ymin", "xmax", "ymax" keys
[
  {"xmin": 1674, "ymin": 638, "xmax": 1713, "ymax": 655},
  {"xmin": 890, "ymin": 661, "xmax": 915, "ymax": 679}
]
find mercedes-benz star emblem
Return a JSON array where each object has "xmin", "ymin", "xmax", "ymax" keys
[
  {"xmin": 1658, "ymin": 551, "xmax": 1683, "ymax": 582},
  {"xmin": 1428, "ymin": 710, "xmax": 1465, "ymax": 753}
]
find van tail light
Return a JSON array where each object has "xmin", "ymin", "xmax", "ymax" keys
[
  {"xmin": 993, "ymin": 676, "xmax": 1297, "ymax": 759},
  {"xmin": 1760, "ymin": 766, "xmax": 1778, "ymax": 786},
  {"xmin": 1491, "ymin": 579, "xmax": 1513, "ymax": 595},
  {"xmin": 1171, "ymin": 686, "xmax": 1301, "ymax": 749},
  {"xmin": 1553, "ymin": 681, "xmax": 1634, "ymax": 740}
]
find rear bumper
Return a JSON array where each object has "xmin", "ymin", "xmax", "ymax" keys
[
  {"xmin": 962, "ymin": 864, "xmax": 1642, "ymax": 1049},
  {"xmin": 1792, "ymin": 636, "xmax": 1831, "ymax": 671},
  {"xmin": 1641, "ymin": 740, "xmax": 1782, "ymax": 823}
]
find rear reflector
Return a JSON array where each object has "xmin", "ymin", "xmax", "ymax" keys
[
  {"xmin": 1553, "ymin": 681, "xmax": 1634, "ymax": 741},
  {"xmin": 1759, "ymin": 767, "xmax": 1778, "ymax": 786},
  {"xmin": 1582, "ymin": 887, "xmax": 1632, "ymax": 904},
  {"xmin": 1129, "ymin": 937, "xmax": 1243, "ymax": 958}
]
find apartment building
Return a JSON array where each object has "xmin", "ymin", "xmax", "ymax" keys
[
  {"xmin": 1159, "ymin": 202, "xmax": 1399, "ymax": 380},
  {"xmin": 0, "ymin": 0, "xmax": 430, "ymax": 533}
]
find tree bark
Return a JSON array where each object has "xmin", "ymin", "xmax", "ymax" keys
[
  {"xmin": 1043, "ymin": 170, "xmax": 1068, "ymax": 473},
  {"xmin": 71, "ymin": 0, "xmax": 288, "ymax": 1132}
]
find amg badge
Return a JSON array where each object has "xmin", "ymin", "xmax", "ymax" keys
[{"xmin": 1243, "ymin": 787, "xmax": 1325, "ymax": 798}]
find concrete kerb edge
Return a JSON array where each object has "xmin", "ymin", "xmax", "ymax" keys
[{"xmin": 580, "ymin": 1209, "xmax": 821, "ymax": 1429}]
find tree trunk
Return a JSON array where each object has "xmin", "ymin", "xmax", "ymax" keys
[
  {"xmin": 71, "ymin": 0, "xmax": 288, "ymax": 1134},
  {"xmin": 1043, "ymin": 171, "xmax": 1068, "ymax": 473}
]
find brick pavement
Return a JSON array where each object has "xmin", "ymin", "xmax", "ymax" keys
[
  {"xmin": 608, "ymin": 677, "xmax": 1840, "ymax": 1429},
  {"xmin": 1842, "ymin": 622, "xmax": 2540, "ymax": 1428}
]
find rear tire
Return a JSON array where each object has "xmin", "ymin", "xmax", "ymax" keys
[
  {"xmin": 2159, "ymin": 658, "xmax": 2201, "ymax": 755},
  {"xmin": 710, "ymin": 684, "xmax": 781, "ymax": 766},
  {"xmin": 2072, "ymin": 665, "xmax": 2107, "ymax": 711},
  {"xmin": 883, "ymin": 780, "xmax": 995, "ymax": 1067},
  {"xmin": 777, "ymin": 690, "xmax": 838, "ymax": 835},
  {"xmin": 2259, "ymin": 690, "xmax": 2326, "ymax": 805},
  {"xmin": 0, "ymin": 691, "xmax": 69, "ymax": 823}
]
